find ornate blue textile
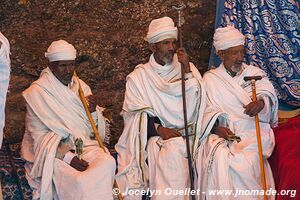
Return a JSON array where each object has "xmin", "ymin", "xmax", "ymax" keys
[{"xmin": 210, "ymin": 0, "xmax": 300, "ymax": 107}]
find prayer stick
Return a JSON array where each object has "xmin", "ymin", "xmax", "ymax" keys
[
  {"xmin": 244, "ymin": 76, "xmax": 267, "ymax": 200},
  {"xmin": 74, "ymin": 71, "xmax": 105, "ymax": 150},
  {"xmin": 173, "ymin": 4, "xmax": 195, "ymax": 200}
]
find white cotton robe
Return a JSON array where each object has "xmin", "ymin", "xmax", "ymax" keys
[
  {"xmin": 0, "ymin": 32, "xmax": 10, "ymax": 148},
  {"xmin": 196, "ymin": 63, "xmax": 278, "ymax": 200},
  {"xmin": 21, "ymin": 67, "xmax": 116, "ymax": 200},
  {"xmin": 115, "ymin": 54, "xmax": 207, "ymax": 200}
]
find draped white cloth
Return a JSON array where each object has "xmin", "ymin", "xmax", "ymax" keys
[
  {"xmin": 115, "ymin": 54, "xmax": 207, "ymax": 200},
  {"xmin": 196, "ymin": 63, "xmax": 278, "ymax": 200},
  {"xmin": 0, "ymin": 32, "xmax": 10, "ymax": 148},
  {"xmin": 21, "ymin": 67, "xmax": 115, "ymax": 200}
]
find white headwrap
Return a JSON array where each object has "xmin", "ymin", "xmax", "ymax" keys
[
  {"xmin": 45, "ymin": 40, "xmax": 76, "ymax": 62},
  {"xmin": 213, "ymin": 25, "xmax": 245, "ymax": 52},
  {"xmin": 145, "ymin": 17, "xmax": 178, "ymax": 44}
]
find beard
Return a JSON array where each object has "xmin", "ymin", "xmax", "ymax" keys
[
  {"xmin": 57, "ymin": 74, "xmax": 73, "ymax": 86},
  {"xmin": 162, "ymin": 51, "xmax": 174, "ymax": 65},
  {"xmin": 231, "ymin": 61, "xmax": 243, "ymax": 73}
]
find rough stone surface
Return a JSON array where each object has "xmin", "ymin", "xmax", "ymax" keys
[{"xmin": 1, "ymin": 0, "xmax": 216, "ymax": 148}]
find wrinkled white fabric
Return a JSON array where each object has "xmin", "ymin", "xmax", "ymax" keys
[
  {"xmin": 115, "ymin": 53, "xmax": 207, "ymax": 200},
  {"xmin": 45, "ymin": 40, "xmax": 76, "ymax": 62},
  {"xmin": 196, "ymin": 63, "xmax": 278, "ymax": 200},
  {"xmin": 213, "ymin": 25, "xmax": 245, "ymax": 52},
  {"xmin": 146, "ymin": 17, "xmax": 178, "ymax": 44},
  {"xmin": 21, "ymin": 67, "xmax": 115, "ymax": 200},
  {"xmin": 0, "ymin": 32, "xmax": 10, "ymax": 148},
  {"xmin": 147, "ymin": 136, "xmax": 192, "ymax": 200}
]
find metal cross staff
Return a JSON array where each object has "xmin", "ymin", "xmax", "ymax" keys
[{"xmin": 172, "ymin": 3, "xmax": 196, "ymax": 200}]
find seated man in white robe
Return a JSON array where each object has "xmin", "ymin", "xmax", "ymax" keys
[
  {"xmin": 115, "ymin": 17, "xmax": 207, "ymax": 200},
  {"xmin": 195, "ymin": 26, "xmax": 278, "ymax": 200},
  {"xmin": 21, "ymin": 40, "xmax": 116, "ymax": 200}
]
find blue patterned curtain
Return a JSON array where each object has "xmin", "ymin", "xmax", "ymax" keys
[
  {"xmin": 208, "ymin": 0, "xmax": 225, "ymax": 67},
  {"xmin": 210, "ymin": 0, "xmax": 300, "ymax": 108}
]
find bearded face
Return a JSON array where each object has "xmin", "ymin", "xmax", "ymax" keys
[
  {"xmin": 152, "ymin": 38, "xmax": 177, "ymax": 66},
  {"xmin": 219, "ymin": 45, "xmax": 245, "ymax": 75},
  {"xmin": 49, "ymin": 60, "xmax": 76, "ymax": 86}
]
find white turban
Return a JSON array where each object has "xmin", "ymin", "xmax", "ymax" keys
[
  {"xmin": 213, "ymin": 25, "xmax": 245, "ymax": 52},
  {"xmin": 45, "ymin": 40, "xmax": 76, "ymax": 62},
  {"xmin": 146, "ymin": 17, "xmax": 178, "ymax": 44}
]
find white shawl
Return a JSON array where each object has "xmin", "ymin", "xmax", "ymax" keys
[
  {"xmin": 204, "ymin": 63, "xmax": 278, "ymax": 128},
  {"xmin": 0, "ymin": 32, "xmax": 10, "ymax": 147}
]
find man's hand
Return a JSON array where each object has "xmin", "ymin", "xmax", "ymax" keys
[
  {"xmin": 86, "ymin": 94, "xmax": 97, "ymax": 113},
  {"xmin": 176, "ymin": 48, "xmax": 190, "ymax": 73},
  {"xmin": 157, "ymin": 126, "xmax": 181, "ymax": 140},
  {"xmin": 211, "ymin": 126, "xmax": 235, "ymax": 140},
  {"xmin": 243, "ymin": 99, "xmax": 265, "ymax": 117},
  {"xmin": 70, "ymin": 156, "xmax": 89, "ymax": 172}
]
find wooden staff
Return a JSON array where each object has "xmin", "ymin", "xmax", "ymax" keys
[
  {"xmin": 173, "ymin": 4, "xmax": 195, "ymax": 200},
  {"xmin": 244, "ymin": 76, "xmax": 267, "ymax": 200},
  {"xmin": 73, "ymin": 70, "xmax": 123, "ymax": 200}
]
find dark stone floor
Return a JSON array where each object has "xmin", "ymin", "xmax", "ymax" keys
[{"xmin": 0, "ymin": 141, "xmax": 32, "ymax": 200}]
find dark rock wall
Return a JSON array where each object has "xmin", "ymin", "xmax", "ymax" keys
[{"xmin": 1, "ymin": 0, "xmax": 216, "ymax": 147}]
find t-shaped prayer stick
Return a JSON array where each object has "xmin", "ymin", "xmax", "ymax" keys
[
  {"xmin": 244, "ymin": 75, "xmax": 267, "ymax": 200},
  {"xmin": 244, "ymin": 76, "xmax": 262, "ymax": 81}
]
